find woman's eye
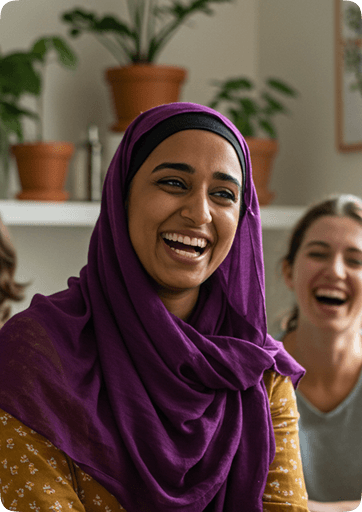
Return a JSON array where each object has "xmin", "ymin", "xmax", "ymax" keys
[
  {"xmin": 348, "ymin": 258, "xmax": 362, "ymax": 267},
  {"xmin": 157, "ymin": 178, "xmax": 186, "ymax": 189},
  {"xmin": 213, "ymin": 190, "xmax": 236, "ymax": 202},
  {"xmin": 308, "ymin": 252, "xmax": 328, "ymax": 259}
]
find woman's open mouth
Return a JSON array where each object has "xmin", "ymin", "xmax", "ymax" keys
[
  {"xmin": 161, "ymin": 233, "xmax": 208, "ymax": 259},
  {"xmin": 314, "ymin": 288, "xmax": 348, "ymax": 307}
]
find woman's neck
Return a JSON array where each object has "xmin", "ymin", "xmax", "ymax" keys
[
  {"xmin": 156, "ymin": 286, "xmax": 200, "ymax": 321},
  {"xmin": 284, "ymin": 324, "xmax": 362, "ymax": 380}
]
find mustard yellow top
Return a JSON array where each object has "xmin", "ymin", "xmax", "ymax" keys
[{"xmin": 0, "ymin": 371, "xmax": 308, "ymax": 512}]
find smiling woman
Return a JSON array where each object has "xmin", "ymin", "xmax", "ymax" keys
[
  {"xmin": 0, "ymin": 103, "xmax": 307, "ymax": 512},
  {"xmin": 127, "ymin": 129, "xmax": 242, "ymax": 319},
  {"xmin": 279, "ymin": 194, "xmax": 362, "ymax": 510}
]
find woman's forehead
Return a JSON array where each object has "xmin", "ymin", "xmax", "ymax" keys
[
  {"xmin": 142, "ymin": 129, "xmax": 242, "ymax": 176},
  {"xmin": 302, "ymin": 215, "xmax": 362, "ymax": 248}
]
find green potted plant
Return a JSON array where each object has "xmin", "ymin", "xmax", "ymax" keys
[
  {"xmin": 209, "ymin": 77, "xmax": 298, "ymax": 205},
  {"xmin": 0, "ymin": 50, "xmax": 40, "ymax": 198},
  {"xmin": 10, "ymin": 36, "xmax": 78, "ymax": 201},
  {"xmin": 61, "ymin": 0, "xmax": 233, "ymax": 132}
]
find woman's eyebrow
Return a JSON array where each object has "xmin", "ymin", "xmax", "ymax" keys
[
  {"xmin": 152, "ymin": 162, "xmax": 241, "ymax": 190},
  {"xmin": 306, "ymin": 240, "xmax": 362, "ymax": 254},
  {"xmin": 305, "ymin": 241, "xmax": 330, "ymax": 249}
]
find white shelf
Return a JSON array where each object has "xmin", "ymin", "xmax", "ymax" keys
[
  {"xmin": 0, "ymin": 201, "xmax": 306, "ymax": 229},
  {"xmin": 0, "ymin": 200, "xmax": 101, "ymax": 226}
]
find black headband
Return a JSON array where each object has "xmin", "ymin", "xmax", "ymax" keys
[{"xmin": 126, "ymin": 112, "xmax": 246, "ymax": 192}]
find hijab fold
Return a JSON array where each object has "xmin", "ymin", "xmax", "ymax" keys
[{"xmin": 0, "ymin": 102, "xmax": 304, "ymax": 512}]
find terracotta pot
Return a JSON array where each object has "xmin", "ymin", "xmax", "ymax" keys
[
  {"xmin": 245, "ymin": 137, "xmax": 278, "ymax": 206},
  {"xmin": 11, "ymin": 141, "xmax": 74, "ymax": 201},
  {"xmin": 105, "ymin": 64, "xmax": 187, "ymax": 132}
]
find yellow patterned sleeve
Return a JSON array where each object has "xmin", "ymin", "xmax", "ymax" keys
[
  {"xmin": 0, "ymin": 409, "xmax": 125, "ymax": 512},
  {"xmin": 262, "ymin": 371, "xmax": 309, "ymax": 512}
]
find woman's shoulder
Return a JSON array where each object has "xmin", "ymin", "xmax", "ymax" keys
[
  {"xmin": 0, "ymin": 408, "xmax": 126, "ymax": 511},
  {"xmin": 263, "ymin": 370, "xmax": 296, "ymax": 407}
]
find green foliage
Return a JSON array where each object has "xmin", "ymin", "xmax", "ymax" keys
[
  {"xmin": 344, "ymin": 5, "xmax": 362, "ymax": 97},
  {"xmin": 345, "ymin": 3, "xmax": 362, "ymax": 34},
  {"xmin": 0, "ymin": 35, "xmax": 77, "ymax": 145},
  {"xmin": 61, "ymin": 0, "xmax": 233, "ymax": 64},
  {"xmin": 209, "ymin": 77, "xmax": 298, "ymax": 138}
]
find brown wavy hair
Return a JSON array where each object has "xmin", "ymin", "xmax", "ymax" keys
[
  {"xmin": 282, "ymin": 194, "xmax": 362, "ymax": 333},
  {"xmin": 0, "ymin": 219, "xmax": 27, "ymax": 326}
]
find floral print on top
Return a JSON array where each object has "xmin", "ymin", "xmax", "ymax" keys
[{"xmin": 0, "ymin": 371, "xmax": 308, "ymax": 512}]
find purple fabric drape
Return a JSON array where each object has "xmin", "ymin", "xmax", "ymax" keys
[{"xmin": 0, "ymin": 102, "xmax": 304, "ymax": 512}]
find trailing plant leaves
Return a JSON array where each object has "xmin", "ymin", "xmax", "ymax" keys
[{"xmin": 267, "ymin": 78, "xmax": 298, "ymax": 96}]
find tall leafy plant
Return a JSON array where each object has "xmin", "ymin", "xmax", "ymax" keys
[
  {"xmin": 209, "ymin": 77, "xmax": 298, "ymax": 138},
  {"xmin": 61, "ymin": 0, "xmax": 233, "ymax": 64}
]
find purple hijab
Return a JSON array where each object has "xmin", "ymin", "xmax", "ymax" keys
[{"xmin": 0, "ymin": 103, "xmax": 304, "ymax": 512}]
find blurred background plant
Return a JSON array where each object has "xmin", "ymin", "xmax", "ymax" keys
[
  {"xmin": 0, "ymin": 36, "xmax": 77, "ymax": 198},
  {"xmin": 209, "ymin": 76, "xmax": 298, "ymax": 139},
  {"xmin": 61, "ymin": 0, "xmax": 233, "ymax": 64},
  {"xmin": 344, "ymin": 3, "xmax": 362, "ymax": 96}
]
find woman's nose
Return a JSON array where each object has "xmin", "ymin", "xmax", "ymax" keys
[
  {"xmin": 180, "ymin": 190, "xmax": 212, "ymax": 225},
  {"xmin": 326, "ymin": 254, "xmax": 347, "ymax": 279}
]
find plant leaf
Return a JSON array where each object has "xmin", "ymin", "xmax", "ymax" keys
[
  {"xmin": 0, "ymin": 101, "xmax": 37, "ymax": 140},
  {"xmin": 227, "ymin": 109, "xmax": 254, "ymax": 137},
  {"xmin": 31, "ymin": 38, "xmax": 49, "ymax": 63},
  {"xmin": 238, "ymin": 97, "xmax": 259, "ymax": 115},
  {"xmin": 51, "ymin": 37, "xmax": 78, "ymax": 68},
  {"xmin": 0, "ymin": 55, "xmax": 41, "ymax": 97},
  {"xmin": 266, "ymin": 78, "xmax": 298, "ymax": 96},
  {"xmin": 261, "ymin": 92, "xmax": 286, "ymax": 114},
  {"xmin": 258, "ymin": 118, "xmax": 277, "ymax": 138},
  {"xmin": 220, "ymin": 77, "xmax": 254, "ymax": 91}
]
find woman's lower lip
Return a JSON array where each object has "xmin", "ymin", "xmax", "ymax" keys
[
  {"xmin": 314, "ymin": 297, "xmax": 347, "ymax": 314},
  {"xmin": 161, "ymin": 238, "xmax": 208, "ymax": 264}
]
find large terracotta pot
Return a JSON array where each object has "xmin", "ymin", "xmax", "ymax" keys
[
  {"xmin": 11, "ymin": 141, "xmax": 74, "ymax": 201},
  {"xmin": 245, "ymin": 137, "xmax": 278, "ymax": 206},
  {"xmin": 105, "ymin": 64, "xmax": 187, "ymax": 132}
]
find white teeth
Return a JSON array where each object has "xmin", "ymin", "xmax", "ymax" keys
[
  {"xmin": 170, "ymin": 247, "xmax": 201, "ymax": 258},
  {"xmin": 315, "ymin": 288, "xmax": 347, "ymax": 300},
  {"xmin": 162, "ymin": 233, "xmax": 208, "ymax": 249}
]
